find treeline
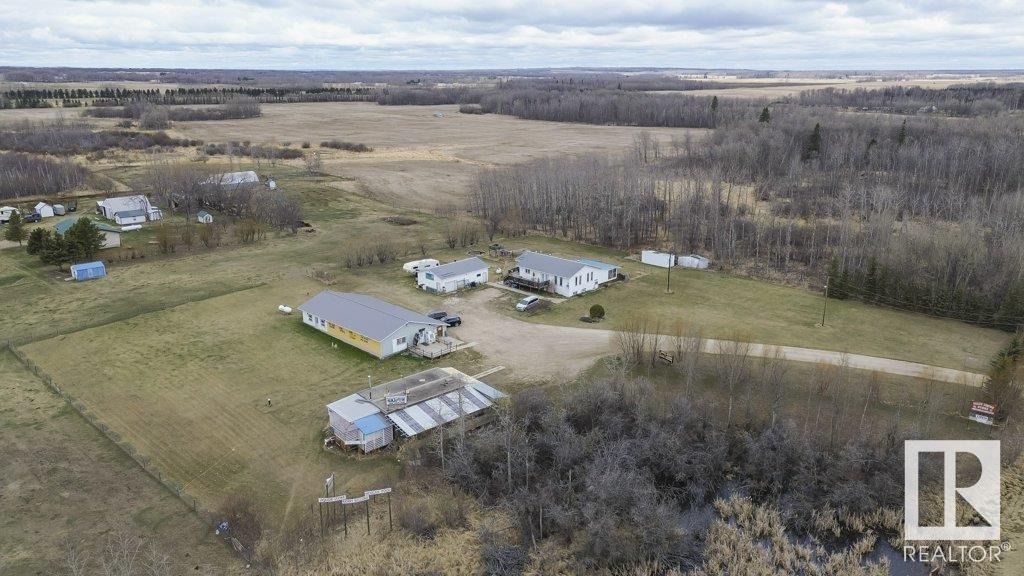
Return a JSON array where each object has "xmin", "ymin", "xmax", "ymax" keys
[
  {"xmin": 497, "ymin": 74, "xmax": 809, "ymax": 92},
  {"xmin": 138, "ymin": 164, "xmax": 302, "ymax": 233},
  {"xmin": 797, "ymin": 83, "xmax": 1024, "ymax": 116},
  {"xmin": 375, "ymin": 86, "xmax": 485, "ymax": 106},
  {"xmin": 0, "ymin": 152, "xmax": 85, "ymax": 199},
  {"xmin": 0, "ymin": 86, "xmax": 374, "ymax": 109},
  {"xmin": 82, "ymin": 96, "xmax": 262, "ymax": 123},
  {"xmin": 471, "ymin": 109, "xmax": 1024, "ymax": 329},
  {"xmin": 200, "ymin": 141, "xmax": 304, "ymax": 160},
  {"xmin": 476, "ymin": 89, "xmax": 758, "ymax": 127},
  {"xmin": 0, "ymin": 120, "xmax": 199, "ymax": 155}
]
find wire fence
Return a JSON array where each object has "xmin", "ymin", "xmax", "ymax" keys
[
  {"xmin": 3, "ymin": 339, "xmax": 256, "ymax": 565},
  {"xmin": 5, "ymin": 282, "xmax": 265, "ymax": 347}
]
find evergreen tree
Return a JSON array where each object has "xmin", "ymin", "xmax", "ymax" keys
[
  {"xmin": 26, "ymin": 227, "xmax": 47, "ymax": 255},
  {"xmin": 65, "ymin": 217, "xmax": 104, "ymax": 261},
  {"xmin": 39, "ymin": 232, "xmax": 72, "ymax": 271},
  {"xmin": 3, "ymin": 210, "xmax": 26, "ymax": 245},
  {"xmin": 897, "ymin": 119, "xmax": 907, "ymax": 147},
  {"xmin": 805, "ymin": 122, "xmax": 822, "ymax": 158},
  {"xmin": 758, "ymin": 106, "xmax": 770, "ymax": 123},
  {"xmin": 826, "ymin": 258, "xmax": 846, "ymax": 299},
  {"xmin": 710, "ymin": 96, "xmax": 719, "ymax": 127}
]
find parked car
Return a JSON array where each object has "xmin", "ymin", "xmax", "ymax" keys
[
  {"xmin": 442, "ymin": 315, "xmax": 462, "ymax": 327},
  {"xmin": 427, "ymin": 310, "xmax": 448, "ymax": 320},
  {"xmin": 516, "ymin": 295, "xmax": 541, "ymax": 311},
  {"xmin": 23, "ymin": 212, "xmax": 42, "ymax": 223}
]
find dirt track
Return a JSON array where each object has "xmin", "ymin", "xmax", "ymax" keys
[{"xmin": 448, "ymin": 288, "xmax": 987, "ymax": 385}]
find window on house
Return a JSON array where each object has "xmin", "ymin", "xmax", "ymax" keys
[
  {"xmin": 319, "ymin": 319, "xmax": 325, "ymax": 327},
  {"xmin": 306, "ymin": 313, "xmax": 313, "ymax": 321},
  {"xmin": 426, "ymin": 273, "xmax": 434, "ymax": 280},
  {"xmin": 396, "ymin": 336, "xmax": 406, "ymax": 345}
]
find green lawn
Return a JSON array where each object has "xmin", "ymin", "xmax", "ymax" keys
[
  {"xmin": 20, "ymin": 277, "xmax": 489, "ymax": 521},
  {"xmin": 484, "ymin": 235, "xmax": 1008, "ymax": 372}
]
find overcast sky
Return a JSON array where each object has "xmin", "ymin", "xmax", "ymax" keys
[{"xmin": 1, "ymin": 1, "xmax": 1022, "ymax": 70}]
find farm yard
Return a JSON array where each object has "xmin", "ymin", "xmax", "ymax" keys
[
  {"xmin": 18, "ymin": 278, "xmax": 490, "ymax": 521},
  {"xmin": 2, "ymin": 70, "xmax": 1023, "ymax": 575}
]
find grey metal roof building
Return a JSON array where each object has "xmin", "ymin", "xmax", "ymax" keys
[
  {"xmin": 517, "ymin": 251, "xmax": 587, "ymax": 278},
  {"xmin": 299, "ymin": 291, "xmax": 446, "ymax": 358},
  {"xmin": 428, "ymin": 257, "xmax": 488, "ymax": 279}
]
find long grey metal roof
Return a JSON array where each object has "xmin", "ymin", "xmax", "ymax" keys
[
  {"xmin": 114, "ymin": 209, "xmax": 147, "ymax": 218},
  {"xmin": 299, "ymin": 291, "xmax": 444, "ymax": 341},
  {"xmin": 517, "ymin": 251, "xmax": 586, "ymax": 278},
  {"xmin": 426, "ymin": 257, "xmax": 488, "ymax": 279}
]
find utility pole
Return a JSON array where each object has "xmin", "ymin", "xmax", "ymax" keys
[
  {"xmin": 819, "ymin": 282, "xmax": 829, "ymax": 327},
  {"xmin": 666, "ymin": 251, "xmax": 675, "ymax": 294}
]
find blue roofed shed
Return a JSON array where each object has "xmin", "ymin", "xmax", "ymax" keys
[
  {"xmin": 70, "ymin": 261, "xmax": 106, "ymax": 281},
  {"xmin": 354, "ymin": 413, "xmax": 391, "ymax": 435}
]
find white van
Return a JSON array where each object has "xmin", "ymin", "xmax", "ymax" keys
[{"xmin": 402, "ymin": 258, "xmax": 440, "ymax": 275}]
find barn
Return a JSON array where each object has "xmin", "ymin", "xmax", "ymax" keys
[
  {"xmin": 299, "ymin": 291, "xmax": 447, "ymax": 359},
  {"xmin": 507, "ymin": 251, "xmax": 619, "ymax": 298},
  {"xmin": 54, "ymin": 217, "xmax": 122, "ymax": 249},
  {"xmin": 70, "ymin": 261, "xmax": 106, "ymax": 281},
  {"xmin": 417, "ymin": 257, "xmax": 488, "ymax": 293},
  {"xmin": 326, "ymin": 367, "xmax": 506, "ymax": 453}
]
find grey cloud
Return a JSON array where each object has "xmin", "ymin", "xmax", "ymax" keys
[{"xmin": 0, "ymin": 0, "xmax": 1021, "ymax": 69}]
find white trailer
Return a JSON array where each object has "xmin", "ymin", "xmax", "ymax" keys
[
  {"xmin": 402, "ymin": 258, "xmax": 439, "ymax": 275},
  {"xmin": 679, "ymin": 255, "xmax": 711, "ymax": 269},
  {"xmin": 641, "ymin": 250, "xmax": 676, "ymax": 268}
]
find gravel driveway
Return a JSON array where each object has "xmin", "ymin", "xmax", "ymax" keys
[{"xmin": 447, "ymin": 288, "xmax": 986, "ymax": 386}]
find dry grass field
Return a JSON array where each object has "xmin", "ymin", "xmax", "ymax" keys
[
  {"xmin": 0, "ymin": 351, "xmax": 241, "ymax": 575},
  {"xmin": 168, "ymin": 102, "xmax": 688, "ymax": 207}
]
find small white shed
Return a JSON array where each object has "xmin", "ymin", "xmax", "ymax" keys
[
  {"xmin": 418, "ymin": 257, "xmax": 489, "ymax": 293},
  {"xmin": 197, "ymin": 210, "xmax": 213, "ymax": 224},
  {"xmin": 34, "ymin": 202, "xmax": 55, "ymax": 218}
]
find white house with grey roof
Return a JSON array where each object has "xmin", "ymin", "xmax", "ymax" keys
[
  {"xmin": 512, "ymin": 251, "xmax": 620, "ymax": 297},
  {"xmin": 299, "ymin": 291, "xmax": 447, "ymax": 359},
  {"xmin": 327, "ymin": 367, "xmax": 505, "ymax": 453},
  {"xmin": 417, "ymin": 256, "xmax": 488, "ymax": 293},
  {"xmin": 97, "ymin": 195, "xmax": 162, "ymax": 225}
]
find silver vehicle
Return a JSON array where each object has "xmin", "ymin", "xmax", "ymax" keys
[{"xmin": 516, "ymin": 295, "xmax": 541, "ymax": 311}]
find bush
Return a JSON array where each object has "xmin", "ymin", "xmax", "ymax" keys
[
  {"xmin": 589, "ymin": 304, "xmax": 605, "ymax": 320},
  {"xmin": 320, "ymin": 140, "xmax": 373, "ymax": 152}
]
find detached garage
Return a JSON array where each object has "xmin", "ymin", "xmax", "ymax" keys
[{"xmin": 418, "ymin": 257, "xmax": 488, "ymax": 293}]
